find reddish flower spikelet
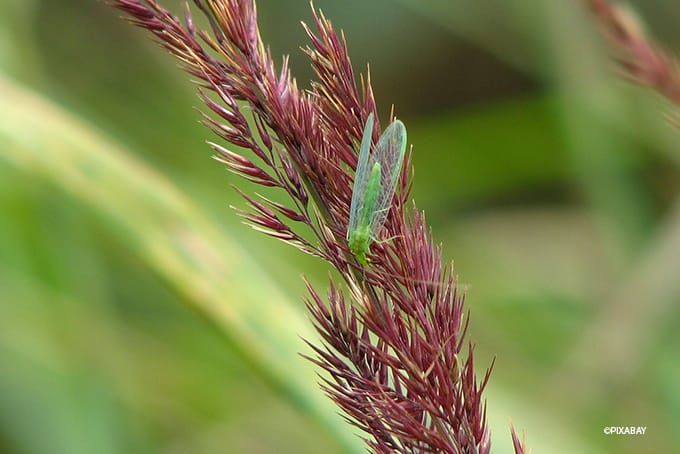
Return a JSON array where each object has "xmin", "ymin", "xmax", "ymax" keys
[
  {"xmin": 511, "ymin": 425, "xmax": 528, "ymax": 454},
  {"xmin": 111, "ymin": 1, "xmax": 514, "ymax": 451},
  {"xmin": 586, "ymin": 0, "xmax": 680, "ymax": 106}
]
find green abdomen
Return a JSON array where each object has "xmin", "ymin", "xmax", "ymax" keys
[{"xmin": 350, "ymin": 163, "xmax": 381, "ymax": 265}]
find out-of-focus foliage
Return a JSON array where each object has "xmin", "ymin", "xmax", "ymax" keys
[
  {"xmin": 0, "ymin": 0, "xmax": 678, "ymax": 453},
  {"xmin": 0, "ymin": 72, "xmax": 362, "ymax": 452}
]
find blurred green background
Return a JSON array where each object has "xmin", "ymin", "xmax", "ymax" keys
[{"xmin": 1, "ymin": 0, "xmax": 679, "ymax": 452}]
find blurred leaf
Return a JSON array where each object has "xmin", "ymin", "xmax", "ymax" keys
[
  {"xmin": 544, "ymin": 2, "xmax": 654, "ymax": 257},
  {"xmin": 552, "ymin": 199, "xmax": 680, "ymax": 401},
  {"xmin": 0, "ymin": 268, "xmax": 153, "ymax": 454},
  {"xmin": 0, "ymin": 261, "xmax": 342, "ymax": 453},
  {"xmin": 485, "ymin": 387, "xmax": 605, "ymax": 454},
  {"xmin": 391, "ymin": 0, "xmax": 552, "ymax": 76},
  {"xmin": 0, "ymin": 73, "xmax": 361, "ymax": 453},
  {"xmin": 0, "ymin": 348, "xmax": 136, "ymax": 454},
  {"xmin": 655, "ymin": 343, "xmax": 680, "ymax": 448},
  {"xmin": 395, "ymin": 0, "xmax": 680, "ymax": 166},
  {"xmin": 446, "ymin": 208, "xmax": 611, "ymax": 302},
  {"xmin": 410, "ymin": 96, "xmax": 569, "ymax": 212},
  {"xmin": 0, "ymin": 0, "xmax": 41, "ymax": 80}
]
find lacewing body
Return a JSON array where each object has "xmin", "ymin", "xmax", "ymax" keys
[{"xmin": 347, "ymin": 113, "xmax": 407, "ymax": 266}]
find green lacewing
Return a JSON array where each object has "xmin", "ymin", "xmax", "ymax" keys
[{"xmin": 347, "ymin": 113, "xmax": 407, "ymax": 266}]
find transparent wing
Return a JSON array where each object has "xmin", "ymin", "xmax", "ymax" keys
[
  {"xmin": 348, "ymin": 113, "xmax": 375, "ymax": 237},
  {"xmin": 368, "ymin": 118, "xmax": 407, "ymax": 236}
]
